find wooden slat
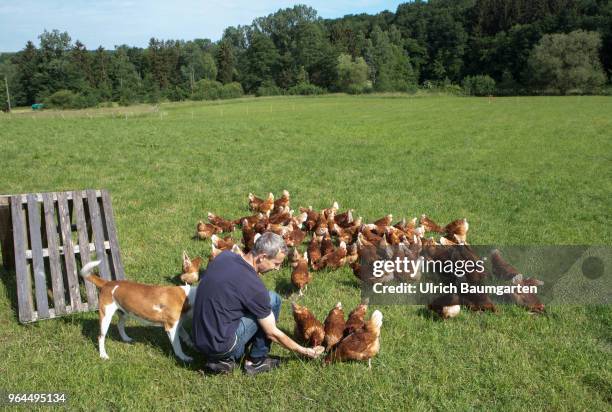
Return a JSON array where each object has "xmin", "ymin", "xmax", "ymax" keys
[
  {"xmin": 12, "ymin": 190, "xmax": 101, "ymax": 204},
  {"xmin": 73, "ymin": 190, "xmax": 98, "ymax": 308},
  {"xmin": 101, "ymin": 190, "xmax": 125, "ymax": 280},
  {"xmin": 10, "ymin": 196, "xmax": 33, "ymax": 323},
  {"xmin": 42, "ymin": 193, "xmax": 66, "ymax": 315},
  {"xmin": 26, "ymin": 194, "xmax": 50, "ymax": 319},
  {"xmin": 57, "ymin": 192, "xmax": 82, "ymax": 311},
  {"xmin": 86, "ymin": 189, "xmax": 111, "ymax": 280},
  {"xmin": 23, "ymin": 302, "xmax": 91, "ymax": 323},
  {"xmin": 0, "ymin": 196, "xmax": 15, "ymax": 270},
  {"xmin": 23, "ymin": 241, "xmax": 110, "ymax": 259}
]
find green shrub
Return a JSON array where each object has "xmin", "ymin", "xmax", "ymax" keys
[
  {"xmin": 336, "ymin": 54, "xmax": 369, "ymax": 92},
  {"xmin": 287, "ymin": 82, "xmax": 326, "ymax": 96},
  {"xmin": 256, "ymin": 82, "xmax": 283, "ymax": 97},
  {"xmin": 76, "ymin": 89, "xmax": 101, "ymax": 108},
  {"xmin": 463, "ymin": 75, "xmax": 496, "ymax": 96},
  {"xmin": 404, "ymin": 83, "xmax": 418, "ymax": 94},
  {"xmin": 44, "ymin": 90, "xmax": 77, "ymax": 108},
  {"xmin": 527, "ymin": 30, "xmax": 606, "ymax": 95},
  {"xmin": 165, "ymin": 85, "xmax": 189, "ymax": 102},
  {"xmin": 44, "ymin": 89, "xmax": 99, "ymax": 109},
  {"xmin": 219, "ymin": 82, "xmax": 244, "ymax": 99},
  {"xmin": 422, "ymin": 80, "xmax": 435, "ymax": 90},
  {"xmin": 420, "ymin": 79, "xmax": 463, "ymax": 96},
  {"xmin": 442, "ymin": 83, "xmax": 464, "ymax": 95},
  {"xmin": 118, "ymin": 89, "xmax": 138, "ymax": 106},
  {"xmin": 346, "ymin": 82, "xmax": 373, "ymax": 95},
  {"xmin": 496, "ymin": 70, "xmax": 519, "ymax": 96},
  {"xmin": 193, "ymin": 79, "xmax": 223, "ymax": 100},
  {"xmin": 192, "ymin": 80, "xmax": 243, "ymax": 100},
  {"xmin": 146, "ymin": 89, "xmax": 161, "ymax": 104},
  {"xmin": 374, "ymin": 78, "xmax": 416, "ymax": 93}
]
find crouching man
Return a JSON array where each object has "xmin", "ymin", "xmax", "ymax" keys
[{"xmin": 193, "ymin": 232, "xmax": 323, "ymax": 375}]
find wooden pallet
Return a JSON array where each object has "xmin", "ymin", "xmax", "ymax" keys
[{"xmin": 0, "ymin": 189, "xmax": 125, "ymax": 323}]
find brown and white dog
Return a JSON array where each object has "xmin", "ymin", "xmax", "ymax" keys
[{"xmin": 80, "ymin": 261, "xmax": 196, "ymax": 362}]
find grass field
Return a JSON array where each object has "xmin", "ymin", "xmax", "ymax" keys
[{"xmin": 0, "ymin": 95, "xmax": 611, "ymax": 411}]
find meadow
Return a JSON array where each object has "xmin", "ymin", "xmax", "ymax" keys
[{"xmin": 0, "ymin": 94, "xmax": 610, "ymax": 411}]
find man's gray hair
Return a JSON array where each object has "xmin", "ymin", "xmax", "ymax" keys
[{"xmin": 252, "ymin": 232, "xmax": 288, "ymax": 257}]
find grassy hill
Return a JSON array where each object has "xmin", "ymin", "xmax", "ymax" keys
[{"xmin": 0, "ymin": 95, "xmax": 610, "ymax": 410}]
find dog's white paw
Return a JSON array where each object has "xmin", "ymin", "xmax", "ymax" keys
[
  {"xmin": 180, "ymin": 356, "xmax": 193, "ymax": 363},
  {"xmin": 122, "ymin": 337, "xmax": 134, "ymax": 343},
  {"xmin": 100, "ymin": 354, "xmax": 110, "ymax": 360}
]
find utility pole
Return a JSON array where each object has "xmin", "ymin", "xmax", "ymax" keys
[{"xmin": 4, "ymin": 75, "xmax": 10, "ymax": 112}]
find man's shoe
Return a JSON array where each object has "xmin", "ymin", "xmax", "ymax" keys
[
  {"xmin": 202, "ymin": 358, "xmax": 237, "ymax": 375},
  {"xmin": 244, "ymin": 356, "xmax": 281, "ymax": 376}
]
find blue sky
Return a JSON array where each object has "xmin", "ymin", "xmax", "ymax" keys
[{"xmin": 0, "ymin": 1, "xmax": 406, "ymax": 52}]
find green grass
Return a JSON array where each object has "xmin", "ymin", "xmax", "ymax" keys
[{"xmin": 0, "ymin": 95, "xmax": 611, "ymax": 411}]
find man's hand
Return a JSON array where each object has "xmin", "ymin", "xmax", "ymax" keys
[
  {"xmin": 301, "ymin": 345, "xmax": 325, "ymax": 359},
  {"xmin": 258, "ymin": 313, "xmax": 325, "ymax": 359}
]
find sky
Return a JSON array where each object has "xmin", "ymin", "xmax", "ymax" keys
[{"xmin": 0, "ymin": 0, "xmax": 406, "ymax": 52}]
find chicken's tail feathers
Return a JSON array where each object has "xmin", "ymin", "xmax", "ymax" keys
[
  {"xmin": 253, "ymin": 233, "xmax": 262, "ymax": 244},
  {"xmin": 415, "ymin": 225, "xmax": 425, "ymax": 238},
  {"xmin": 370, "ymin": 310, "xmax": 383, "ymax": 328},
  {"xmin": 347, "ymin": 210, "xmax": 353, "ymax": 223}
]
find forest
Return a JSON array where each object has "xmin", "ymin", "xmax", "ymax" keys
[{"xmin": 0, "ymin": 0, "xmax": 610, "ymax": 108}]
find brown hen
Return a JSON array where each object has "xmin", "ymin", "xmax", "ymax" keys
[
  {"xmin": 325, "ymin": 310, "xmax": 383, "ymax": 368},
  {"xmin": 344, "ymin": 299, "xmax": 369, "ymax": 336},
  {"xmin": 196, "ymin": 221, "xmax": 222, "ymax": 240},
  {"xmin": 292, "ymin": 303, "xmax": 325, "ymax": 347},
  {"xmin": 179, "ymin": 251, "xmax": 203, "ymax": 284},
  {"xmin": 323, "ymin": 302, "xmax": 345, "ymax": 351},
  {"xmin": 207, "ymin": 212, "xmax": 235, "ymax": 232},
  {"xmin": 291, "ymin": 251, "xmax": 311, "ymax": 296}
]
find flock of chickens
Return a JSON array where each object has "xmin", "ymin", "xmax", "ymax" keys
[{"xmin": 180, "ymin": 190, "xmax": 545, "ymax": 367}]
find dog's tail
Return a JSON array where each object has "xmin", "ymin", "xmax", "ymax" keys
[{"xmin": 79, "ymin": 260, "xmax": 107, "ymax": 288}]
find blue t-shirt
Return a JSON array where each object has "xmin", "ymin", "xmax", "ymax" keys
[{"xmin": 193, "ymin": 251, "xmax": 272, "ymax": 355}]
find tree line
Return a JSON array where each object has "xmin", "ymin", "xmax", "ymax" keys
[{"xmin": 1, "ymin": 0, "xmax": 610, "ymax": 109}]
